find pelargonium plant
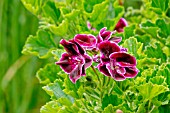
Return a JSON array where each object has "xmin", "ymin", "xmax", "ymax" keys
[
  {"xmin": 56, "ymin": 19, "xmax": 138, "ymax": 83},
  {"xmin": 22, "ymin": 0, "xmax": 170, "ymax": 112}
]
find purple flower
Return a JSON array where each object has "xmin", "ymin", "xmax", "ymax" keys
[
  {"xmin": 56, "ymin": 39, "xmax": 92, "ymax": 83},
  {"xmin": 98, "ymin": 52, "xmax": 138, "ymax": 81},
  {"xmin": 114, "ymin": 18, "xmax": 128, "ymax": 32},
  {"xmin": 98, "ymin": 41, "xmax": 121, "ymax": 64}
]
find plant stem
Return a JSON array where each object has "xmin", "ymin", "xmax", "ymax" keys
[{"xmin": 91, "ymin": 65, "xmax": 101, "ymax": 86}]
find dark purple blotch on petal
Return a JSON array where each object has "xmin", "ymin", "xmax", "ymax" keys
[
  {"xmin": 74, "ymin": 34, "xmax": 97, "ymax": 48},
  {"xmin": 97, "ymin": 27, "xmax": 113, "ymax": 43},
  {"xmin": 124, "ymin": 67, "xmax": 139, "ymax": 78},
  {"xmin": 110, "ymin": 52, "xmax": 136, "ymax": 67},
  {"xmin": 60, "ymin": 39, "xmax": 79, "ymax": 56},
  {"xmin": 69, "ymin": 39, "xmax": 85, "ymax": 55},
  {"xmin": 109, "ymin": 37, "xmax": 122, "ymax": 43},
  {"xmin": 69, "ymin": 64, "xmax": 83, "ymax": 83},
  {"xmin": 98, "ymin": 41, "xmax": 121, "ymax": 58},
  {"xmin": 56, "ymin": 53, "xmax": 77, "ymax": 74},
  {"xmin": 106, "ymin": 64, "xmax": 126, "ymax": 81},
  {"xmin": 98, "ymin": 63, "xmax": 111, "ymax": 76}
]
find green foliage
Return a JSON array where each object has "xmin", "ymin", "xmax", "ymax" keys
[
  {"xmin": 22, "ymin": 30, "xmax": 57, "ymax": 58},
  {"xmin": 21, "ymin": 0, "xmax": 170, "ymax": 112}
]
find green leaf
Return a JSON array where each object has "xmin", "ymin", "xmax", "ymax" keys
[
  {"xmin": 51, "ymin": 49, "xmax": 65, "ymax": 60},
  {"xmin": 156, "ymin": 19, "xmax": 170, "ymax": 38},
  {"xmin": 123, "ymin": 25, "xmax": 136, "ymax": 40},
  {"xmin": 40, "ymin": 100, "xmax": 60, "ymax": 113},
  {"xmin": 49, "ymin": 19, "xmax": 68, "ymax": 36},
  {"xmin": 89, "ymin": 1, "xmax": 108, "ymax": 24},
  {"xmin": 122, "ymin": 37, "xmax": 143, "ymax": 58},
  {"xmin": 36, "ymin": 63, "xmax": 63, "ymax": 85},
  {"xmin": 137, "ymin": 57, "xmax": 160, "ymax": 69},
  {"xmin": 57, "ymin": 97, "xmax": 72, "ymax": 106},
  {"xmin": 135, "ymin": 35, "xmax": 151, "ymax": 49},
  {"xmin": 63, "ymin": 75, "xmax": 81, "ymax": 98},
  {"xmin": 42, "ymin": 1, "xmax": 61, "ymax": 22},
  {"xmin": 149, "ymin": 76, "xmax": 166, "ymax": 85},
  {"xmin": 151, "ymin": 0, "xmax": 169, "ymax": 13},
  {"xmin": 21, "ymin": 0, "xmax": 42, "ymax": 15},
  {"xmin": 64, "ymin": 9, "xmax": 80, "ymax": 20},
  {"xmin": 83, "ymin": 0, "xmax": 103, "ymax": 13},
  {"xmin": 141, "ymin": 26, "xmax": 159, "ymax": 39},
  {"xmin": 137, "ymin": 82, "xmax": 169, "ymax": 100},
  {"xmin": 102, "ymin": 94, "xmax": 122, "ymax": 109},
  {"xmin": 158, "ymin": 104, "xmax": 170, "ymax": 113},
  {"xmin": 136, "ymin": 102, "xmax": 147, "ymax": 113},
  {"xmin": 144, "ymin": 43, "xmax": 167, "ymax": 62},
  {"xmin": 156, "ymin": 64, "xmax": 170, "ymax": 88},
  {"xmin": 43, "ymin": 81, "xmax": 74, "ymax": 102},
  {"xmin": 22, "ymin": 30, "xmax": 56, "ymax": 58},
  {"xmin": 103, "ymin": 104, "xmax": 114, "ymax": 113}
]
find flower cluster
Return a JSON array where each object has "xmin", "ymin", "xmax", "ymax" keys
[{"xmin": 56, "ymin": 18, "xmax": 138, "ymax": 83}]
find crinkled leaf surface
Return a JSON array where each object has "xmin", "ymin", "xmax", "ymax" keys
[
  {"xmin": 102, "ymin": 94, "xmax": 122, "ymax": 109},
  {"xmin": 22, "ymin": 30, "xmax": 56, "ymax": 58},
  {"xmin": 144, "ymin": 43, "xmax": 167, "ymax": 62},
  {"xmin": 137, "ymin": 82, "xmax": 169, "ymax": 100},
  {"xmin": 122, "ymin": 37, "xmax": 143, "ymax": 58},
  {"xmin": 36, "ymin": 63, "xmax": 64, "ymax": 85}
]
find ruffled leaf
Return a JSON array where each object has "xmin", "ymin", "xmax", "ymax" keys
[{"xmin": 22, "ymin": 30, "xmax": 56, "ymax": 58}]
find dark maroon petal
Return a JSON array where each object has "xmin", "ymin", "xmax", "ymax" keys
[
  {"xmin": 101, "ymin": 54, "xmax": 110, "ymax": 64},
  {"xmin": 98, "ymin": 63, "xmax": 111, "ymax": 76},
  {"xmin": 109, "ymin": 37, "xmax": 122, "ymax": 43},
  {"xmin": 124, "ymin": 67, "xmax": 138, "ymax": 78},
  {"xmin": 60, "ymin": 39, "xmax": 79, "ymax": 55},
  {"xmin": 97, "ymin": 27, "xmax": 113, "ymax": 43},
  {"xmin": 69, "ymin": 39, "xmax": 85, "ymax": 55},
  {"xmin": 106, "ymin": 64, "xmax": 126, "ymax": 81},
  {"xmin": 69, "ymin": 64, "xmax": 83, "ymax": 83},
  {"xmin": 74, "ymin": 34, "xmax": 97, "ymax": 48},
  {"xmin": 98, "ymin": 41, "xmax": 121, "ymax": 58},
  {"xmin": 110, "ymin": 52, "xmax": 136, "ymax": 67},
  {"xmin": 83, "ymin": 54, "xmax": 92, "ymax": 69},
  {"xmin": 114, "ymin": 18, "xmax": 128, "ymax": 33},
  {"xmin": 56, "ymin": 53, "xmax": 77, "ymax": 74}
]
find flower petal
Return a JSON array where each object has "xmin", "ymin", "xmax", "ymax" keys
[
  {"xmin": 106, "ymin": 64, "xmax": 126, "ymax": 81},
  {"xmin": 83, "ymin": 54, "xmax": 92, "ymax": 69},
  {"xmin": 100, "ymin": 54, "xmax": 110, "ymax": 64},
  {"xmin": 97, "ymin": 27, "xmax": 113, "ymax": 43},
  {"xmin": 60, "ymin": 39, "xmax": 79, "ymax": 55},
  {"xmin": 74, "ymin": 34, "xmax": 97, "ymax": 48},
  {"xmin": 124, "ymin": 67, "xmax": 138, "ymax": 78},
  {"xmin": 69, "ymin": 39, "xmax": 85, "ymax": 55},
  {"xmin": 98, "ymin": 41, "xmax": 121, "ymax": 58},
  {"xmin": 98, "ymin": 63, "xmax": 111, "ymax": 76},
  {"xmin": 109, "ymin": 37, "xmax": 122, "ymax": 43},
  {"xmin": 69, "ymin": 64, "xmax": 83, "ymax": 83},
  {"xmin": 56, "ymin": 53, "xmax": 77, "ymax": 74},
  {"xmin": 110, "ymin": 52, "xmax": 136, "ymax": 67},
  {"xmin": 114, "ymin": 18, "xmax": 128, "ymax": 32}
]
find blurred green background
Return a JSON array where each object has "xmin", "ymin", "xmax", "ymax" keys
[
  {"xmin": 0, "ymin": 0, "xmax": 49, "ymax": 113},
  {"xmin": 0, "ymin": 0, "xmax": 143, "ymax": 113}
]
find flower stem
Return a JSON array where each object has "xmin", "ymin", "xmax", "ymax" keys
[{"xmin": 91, "ymin": 65, "xmax": 101, "ymax": 86}]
